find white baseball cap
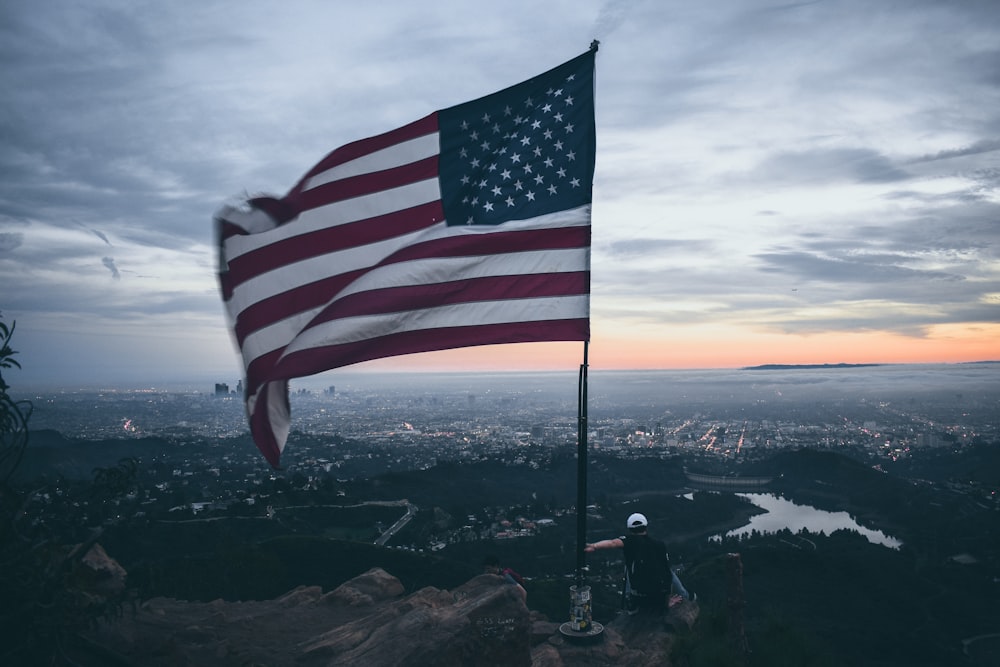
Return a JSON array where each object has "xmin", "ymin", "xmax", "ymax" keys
[{"xmin": 627, "ymin": 512, "xmax": 648, "ymax": 529}]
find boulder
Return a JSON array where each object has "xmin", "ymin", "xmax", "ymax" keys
[
  {"xmin": 320, "ymin": 567, "xmax": 405, "ymax": 607},
  {"xmin": 78, "ymin": 542, "xmax": 128, "ymax": 598}
]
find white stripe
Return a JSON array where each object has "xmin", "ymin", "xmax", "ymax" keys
[
  {"xmin": 240, "ymin": 309, "xmax": 320, "ymax": 368},
  {"xmin": 285, "ymin": 294, "xmax": 590, "ymax": 355},
  {"xmin": 229, "ymin": 242, "xmax": 586, "ymax": 323},
  {"xmin": 226, "ymin": 205, "xmax": 591, "ymax": 321},
  {"xmin": 228, "ymin": 231, "xmax": 421, "ymax": 320},
  {"xmin": 303, "ymin": 132, "xmax": 440, "ymax": 191},
  {"xmin": 245, "ymin": 380, "xmax": 291, "ymax": 453},
  {"xmin": 214, "ymin": 205, "xmax": 280, "ymax": 235},
  {"xmin": 334, "ymin": 247, "xmax": 589, "ymax": 301},
  {"xmin": 236, "ymin": 247, "xmax": 589, "ymax": 364},
  {"xmin": 223, "ymin": 177, "xmax": 441, "ymax": 260},
  {"xmin": 298, "ymin": 177, "xmax": 439, "ymax": 230}
]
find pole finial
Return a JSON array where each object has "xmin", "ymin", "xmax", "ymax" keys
[{"xmin": 590, "ymin": 39, "xmax": 600, "ymax": 53}]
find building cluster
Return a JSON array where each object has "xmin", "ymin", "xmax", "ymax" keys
[{"xmin": 21, "ymin": 375, "xmax": 999, "ymax": 547}]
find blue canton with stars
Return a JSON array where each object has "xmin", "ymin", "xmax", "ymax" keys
[{"xmin": 438, "ymin": 50, "xmax": 596, "ymax": 227}]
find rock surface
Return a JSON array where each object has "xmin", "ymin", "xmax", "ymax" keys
[{"xmin": 89, "ymin": 568, "xmax": 698, "ymax": 666}]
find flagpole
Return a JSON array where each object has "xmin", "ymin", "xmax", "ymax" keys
[
  {"xmin": 562, "ymin": 41, "xmax": 602, "ymax": 639},
  {"xmin": 576, "ymin": 40, "xmax": 596, "ymax": 591},
  {"xmin": 576, "ymin": 340, "xmax": 589, "ymax": 588},
  {"xmin": 561, "ymin": 339, "xmax": 603, "ymax": 639}
]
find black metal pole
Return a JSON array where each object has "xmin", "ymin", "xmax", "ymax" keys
[{"xmin": 576, "ymin": 340, "xmax": 589, "ymax": 587}]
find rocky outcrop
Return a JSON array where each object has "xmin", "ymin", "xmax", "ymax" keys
[
  {"xmin": 90, "ymin": 568, "xmax": 698, "ymax": 666},
  {"xmin": 78, "ymin": 542, "xmax": 128, "ymax": 598},
  {"xmin": 301, "ymin": 573, "xmax": 532, "ymax": 666},
  {"xmin": 532, "ymin": 598, "xmax": 699, "ymax": 667}
]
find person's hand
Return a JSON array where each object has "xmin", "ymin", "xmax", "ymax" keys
[{"xmin": 584, "ymin": 543, "xmax": 596, "ymax": 553}]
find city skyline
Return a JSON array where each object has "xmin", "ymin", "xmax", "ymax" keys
[{"xmin": 2, "ymin": 1, "xmax": 999, "ymax": 388}]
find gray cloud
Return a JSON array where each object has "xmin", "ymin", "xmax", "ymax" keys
[
  {"xmin": 91, "ymin": 229, "xmax": 111, "ymax": 245},
  {"xmin": 750, "ymin": 148, "xmax": 910, "ymax": 186},
  {"xmin": 760, "ymin": 299, "xmax": 1000, "ymax": 337},
  {"xmin": 910, "ymin": 138, "xmax": 1000, "ymax": 164},
  {"xmin": 737, "ymin": 199, "xmax": 1000, "ymax": 335},
  {"xmin": 76, "ymin": 222, "xmax": 113, "ymax": 246},
  {"xmin": 0, "ymin": 232, "xmax": 23, "ymax": 253},
  {"xmin": 592, "ymin": 0, "xmax": 631, "ymax": 40},
  {"xmin": 754, "ymin": 250, "xmax": 964, "ymax": 285},
  {"xmin": 102, "ymin": 257, "xmax": 120, "ymax": 280},
  {"xmin": 593, "ymin": 190, "xmax": 1000, "ymax": 337},
  {"xmin": 880, "ymin": 189, "xmax": 991, "ymax": 206},
  {"xmin": 602, "ymin": 238, "xmax": 716, "ymax": 259}
]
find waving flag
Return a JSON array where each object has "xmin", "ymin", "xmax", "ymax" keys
[{"xmin": 216, "ymin": 47, "xmax": 597, "ymax": 468}]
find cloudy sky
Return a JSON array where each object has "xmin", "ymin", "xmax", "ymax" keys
[{"xmin": 2, "ymin": 0, "xmax": 999, "ymax": 390}]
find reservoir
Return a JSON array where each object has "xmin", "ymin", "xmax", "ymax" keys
[{"xmin": 719, "ymin": 493, "xmax": 902, "ymax": 549}]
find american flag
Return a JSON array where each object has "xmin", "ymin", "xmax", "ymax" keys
[{"xmin": 216, "ymin": 48, "xmax": 596, "ymax": 468}]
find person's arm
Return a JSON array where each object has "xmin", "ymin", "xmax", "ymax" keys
[{"xmin": 584, "ymin": 537, "xmax": 624, "ymax": 552}]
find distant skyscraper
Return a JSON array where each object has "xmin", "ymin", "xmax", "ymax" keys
[{"xmin": 214, "ymin": 383, "xmax": 230, "ymax": 397}]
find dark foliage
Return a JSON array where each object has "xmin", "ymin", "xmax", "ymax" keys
[
  {"xmin": 0, "ymin": 319, "xmax": 30, "ymax": 484},
  {"xmin": 124, "ymin": 533, "xmax": 478, "ymax": 602},
  {"xmin": 0, "ymin": 317, "xmax": 134, "ymax": 665}
]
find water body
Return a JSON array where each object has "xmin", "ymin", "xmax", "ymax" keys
[{"xmin": 720, "ymin": 493, "xmax": 903, "ymax": 549}]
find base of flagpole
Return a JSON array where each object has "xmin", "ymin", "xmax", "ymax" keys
[
  {"xmin": 560, "ymin": 583, "xmax": 604, "ymax": 642},
  {"xmin": 558, "ymin": 620, "xmax": 605, "ymax": 643}
]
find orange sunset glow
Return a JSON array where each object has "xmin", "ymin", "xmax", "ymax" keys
[{"xmin": 359, "ymin": 321, "xmax": 1000, "ymax": 373}]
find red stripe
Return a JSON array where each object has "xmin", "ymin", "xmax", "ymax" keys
[
  {"xmin": 385, "ymin": 225, "xmax": 590, "ymax": 263},
  {"xmin": 309, "ymin": 272, "xmax": 589, "ymax": 324},
  {"xmin": 231, "ymin": 226, "xmax": 590, "ymax": 343},
  {"xmin": 248, "ymin": 383, "xmax": 285, "ymax": 469},
  {"xmin": 233, "ymin": 268, "xmax": 365, "ymax": 343},
  {"xmin": 218, "ymin": 270, "xmax": 234, "ymax": 302},
  {"xmin": 273, "ymin": 319, "xmax": 590, "ymax": 380},
  {"xmin": 244, "ymin": 348, "xmax": 283, "ymax": 397},
  {"xmin": 248, "ymin": 196, "xmax": 296, "ymax": 226},
  {"xmin": 286, "ymin": 113, "xmax": 439, "ymax": 197},
  {"xmin": 291, "ymin": 154, "xmax": 439, "ymax": 217},
  {"xmin": 225, "ymin": 200, "xmax": 444, "ymax": 288}
]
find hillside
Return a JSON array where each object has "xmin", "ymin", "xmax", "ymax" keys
[
  {"xmin": 8, "ymin": 431, "xmax": 999, "ymax": 666},
  {"xmin": 81, "ymin": 448, "xmax": 998, "ymax": 665}
]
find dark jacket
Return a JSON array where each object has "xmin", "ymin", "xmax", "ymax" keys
[{"xmin": 621, "ymin": 533, "xmax": 671, "ymax": 601}]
